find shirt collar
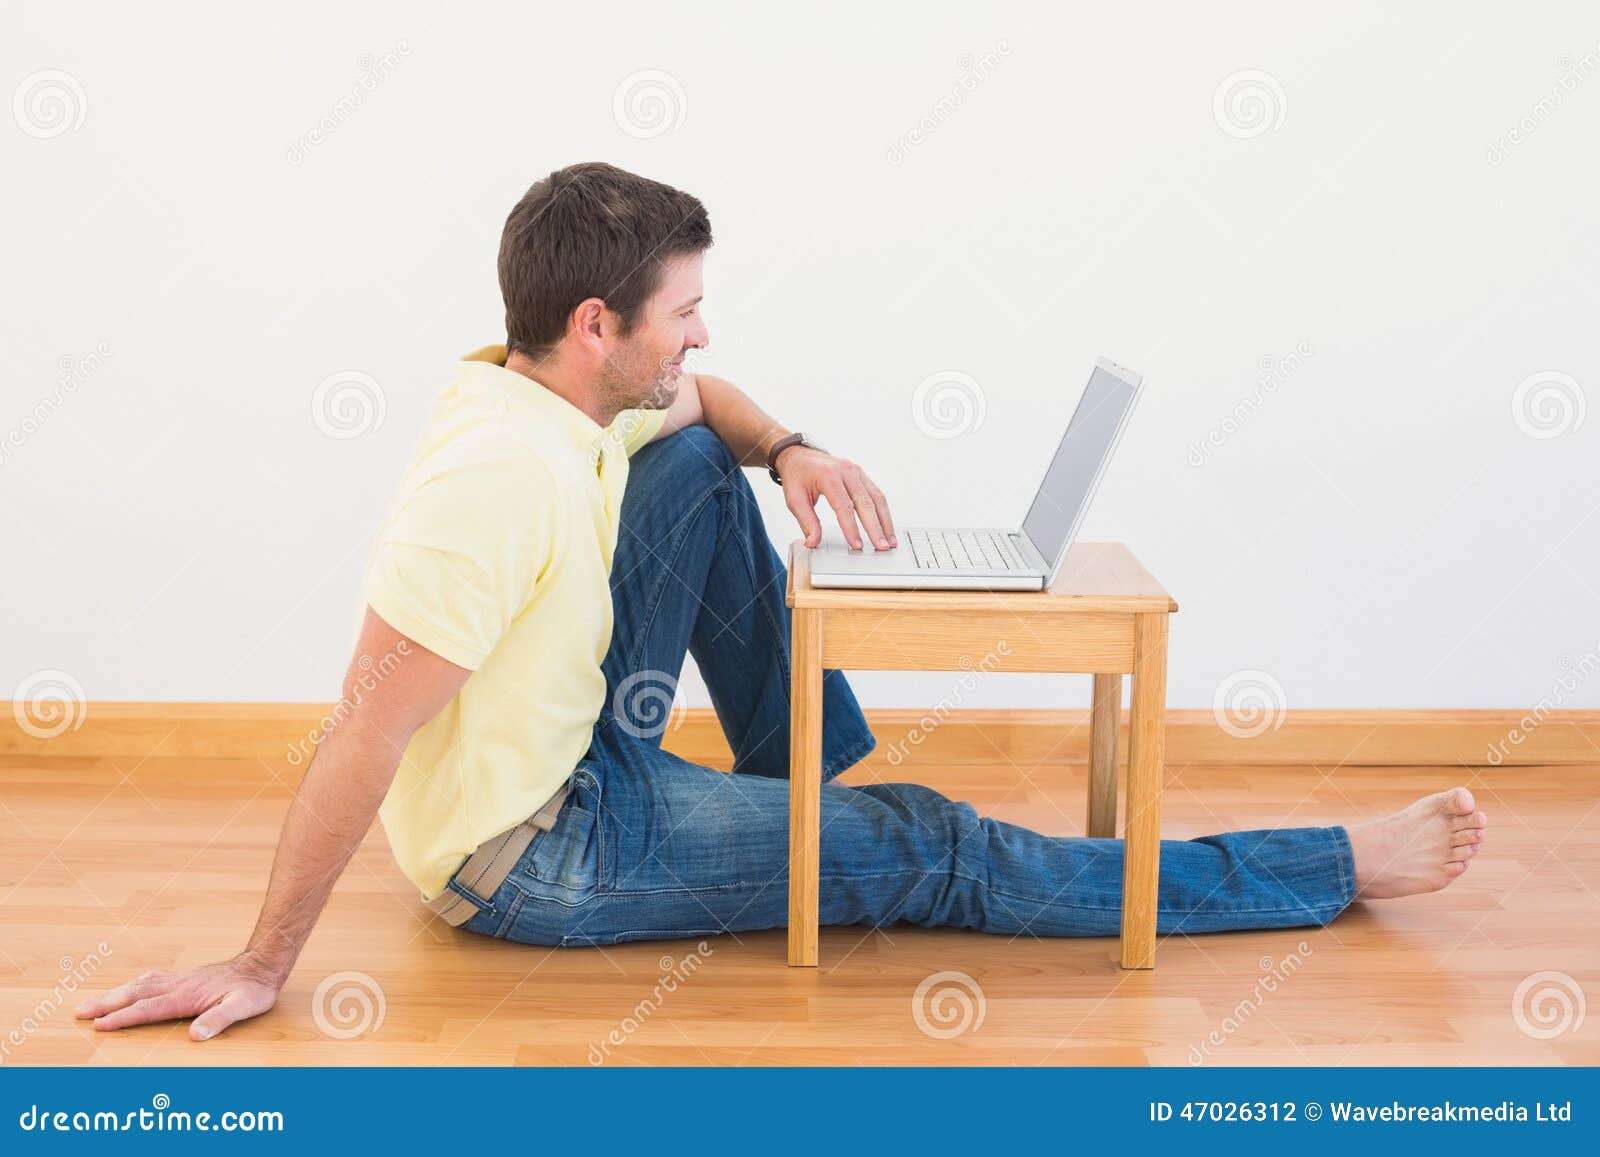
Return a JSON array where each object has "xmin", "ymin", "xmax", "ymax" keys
[{"xmin": 457, "ymin": 343, "xmax": 618, "ymax": 457}]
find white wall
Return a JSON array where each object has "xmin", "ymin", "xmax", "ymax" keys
[{"xmin": 4, "ymin": 1, "xmax": 1596, "ymax": 714}]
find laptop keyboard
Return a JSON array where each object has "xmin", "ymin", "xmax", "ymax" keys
[{"xmin": 908, "ymin": 529, "xmax": 1018, "ymax": 571}]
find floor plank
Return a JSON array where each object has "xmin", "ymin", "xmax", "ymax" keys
[{"xmin": 1, "ymin": 754, "xmax": 1596, "ymax": 1066}]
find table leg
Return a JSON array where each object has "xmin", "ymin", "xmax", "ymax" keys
[
  {"xmin": 1120, "ymin": 613, "xmax": 1168, "ymax": 969},
  {"xmin": 787, "ymin": 608, "xmax": 823, "ymax": 967},
  {"xmin": 1087, "ymin": 673, "xmax": 1122, "ymax": 838}
]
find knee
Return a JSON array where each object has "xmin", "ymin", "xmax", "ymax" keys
[
  {"xmin": 663, "ymin": 423, "xmax": 737, "ymax": 468},
  {"xmin": 871, "ymin": 783, "xmax": 985, "ymax": 855},
  {"xmin": 634, "ymin": 424, "xmax": 741, "ymax": 491}
]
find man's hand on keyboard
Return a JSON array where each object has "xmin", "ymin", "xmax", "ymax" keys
[{"xmin": 778, "ymin": 446, "xmax": 898, "ymax": 552}]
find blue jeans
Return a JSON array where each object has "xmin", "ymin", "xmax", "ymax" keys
[{"xmin": 456, "ymin": 425, "xmax": 1357, "ymax": 946}]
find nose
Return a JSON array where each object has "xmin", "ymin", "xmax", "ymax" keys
[{"xmin": 686, "ymin": 317, "xmax": 709, "ymax": 350}]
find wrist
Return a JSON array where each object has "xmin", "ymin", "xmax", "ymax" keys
[
  {"xmin": 236, "ymin": 945, "xmax": 293, "ymax": 988},
  {"xmin": 765, "ymin": 432, "xmax": 827, "ymax": 484}
]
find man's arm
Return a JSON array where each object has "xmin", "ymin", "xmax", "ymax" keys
[
  {"xmin": 653, "ymin": 371, "xmax": 898, "ymax": 552},
  {"xmin": 75, "ymin": 608, "xmax": 469, "ymax": 1041}
]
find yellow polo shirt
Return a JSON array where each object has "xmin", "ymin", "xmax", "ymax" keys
[{"xmin": 362, "ymin": 343, "xmax": 667, "ymax": 900}]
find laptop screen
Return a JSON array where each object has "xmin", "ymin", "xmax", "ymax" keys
[{"xmin": 1020, "ymin": 362, "xmax": 1142, "ymax": 574}]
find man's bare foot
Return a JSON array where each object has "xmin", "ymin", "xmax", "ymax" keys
[{"xmin": 1346, "ymin": 787, "xmax": 1487, "ymax": 900}]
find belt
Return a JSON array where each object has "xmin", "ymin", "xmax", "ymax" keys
[{"xmin": 424, "ymin": 781, "xmax": 570, "ymax": 927}]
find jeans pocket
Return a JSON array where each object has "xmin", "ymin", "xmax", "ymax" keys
[{"xmin": 523, "ymin": 765, "xmax": 607, "ymax": 894}]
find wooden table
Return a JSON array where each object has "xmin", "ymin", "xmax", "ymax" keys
[{"xmin": 784, "ymin": 540, "xmax": 1178, "ymax": 969}]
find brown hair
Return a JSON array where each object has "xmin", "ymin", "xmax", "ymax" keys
[{"xmin": 498, "ymin": 162, "xmax": 713, "ymax": 360}]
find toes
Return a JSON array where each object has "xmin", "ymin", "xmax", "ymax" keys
[
  {"xmin": 1443, "ymin": 787, "xmax": 1476, "ymax": 816},
  {"xmin": 1450, "ymin": 808, "xmax": 1487, "ymax": 832},
  {"xmin": 1433, "ymin": 860, "xmax": 1470, "ymax": 889},
  {"xmin": 1451, "ymin": 827, "xmax": 1484, "ymax": 847},
  {"xmin": 1448, "ymin": 842, "xmax": 1479, "ymax": 862}
]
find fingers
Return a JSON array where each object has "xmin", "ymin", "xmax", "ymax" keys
[
  {"xmin": 190, "ymin": 992, "xmax": 258, "ymax": 1042},
  {"xmin": 785, "ymin": 457, "xmax": 897, "ymax": 552},
  {"xmin": 89, "ymin": 992, "xmax": 193, "ymax": 1032},
  {"xmin": 843, "ymin": 471, "xmax": 893, "ymax": 550},
  {"xmin": 75, "ymin": 970, "xmax": 165, "ymax": 1020},
  {"xmin": 73, "ymin": 961, "xmax": 279, "ymax": 1041},
  {"xmin": 865, "ymin": 477, "xmax": 896, "ymax": 547},
  {"xmin": 785, "ymin": 485, "xmax": 823, "ymax": 548},
  {"xmin": 819, "ymin": 479, "xmax": 864, "ymax": 550}
]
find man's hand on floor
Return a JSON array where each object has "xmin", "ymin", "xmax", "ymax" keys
[
  {"xmin": 779, "ymin": 446, "xmax": 898, "ymax": 551},
  {"xmin": 75, "ymin": 953, "xmax": 284, "ymax": 1041}
]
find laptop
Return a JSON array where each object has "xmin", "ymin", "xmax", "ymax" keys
[{"xmin": 808, "ymin": 357, "xmax": 1144, "ymax": 590}]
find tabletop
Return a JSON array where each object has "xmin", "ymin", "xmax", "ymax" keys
[{"xmin": 787, "ymin": 540, "xmax": 1178, "ymax": 615}]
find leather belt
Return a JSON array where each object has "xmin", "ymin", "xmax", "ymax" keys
[{"xmin": 424, "ymin": 782, "xmax": 570, "ymax": 927}]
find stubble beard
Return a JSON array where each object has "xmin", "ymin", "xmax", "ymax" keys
[{"xmin": 599, "ymin": 344, "xmax": 680, "ymax": 417}]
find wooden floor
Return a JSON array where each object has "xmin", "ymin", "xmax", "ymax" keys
[{"xmin": 2, "ymin": 750, "xmax": 1597, "ymax": 1066}]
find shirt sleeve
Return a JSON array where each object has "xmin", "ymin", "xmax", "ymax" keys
[
  {"xmin": 361, "ymin": 451, "xmax": 558, "ymax": 670},
  {"xmin": 609, "ymin": 408, "xmax": 669, "ymax": 457}
]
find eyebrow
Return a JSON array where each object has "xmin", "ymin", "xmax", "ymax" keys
[{"xmin": 670, "ymin": 294, "xmax": 702, "ymax": 312}]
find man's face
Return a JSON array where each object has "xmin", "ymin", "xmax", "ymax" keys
[{"xmin": 597, "ymin": 252, "xmax": 709, "ymax": 413}]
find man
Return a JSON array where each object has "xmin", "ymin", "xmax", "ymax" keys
[{"xmin": 78, "ymin": 163, "xmax": 1487, "ymax": 1041}]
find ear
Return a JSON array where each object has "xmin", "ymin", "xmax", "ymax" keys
[{"xmin": 567, "ymin": 297, "xmax": 610, "ymax": 358}]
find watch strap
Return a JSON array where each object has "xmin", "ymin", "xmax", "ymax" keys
[{"xmin": 765, "ymin": 432, "xmax": 807, "ymax": 485}]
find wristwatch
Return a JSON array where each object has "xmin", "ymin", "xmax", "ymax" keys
[{"xmin": 765, "ymin": 433, "xmax": 826, "ymax": 484}]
